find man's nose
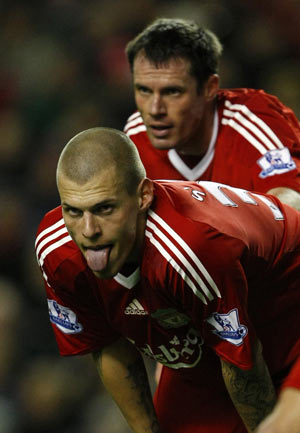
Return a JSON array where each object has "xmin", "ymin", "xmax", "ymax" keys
[
  {"xmin": 149, "ymin": 94, "xmax": 166, "ymax": 116},
  {"xmin": 82, "ymin": 213, "xmax": 101, "ymax": 239}
]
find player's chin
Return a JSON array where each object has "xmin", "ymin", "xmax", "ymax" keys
[
  {"xmin": 92, "ymin": 267, "xmax": 116, "ymax": 280},
  {"xmin": 150, "ymin": 137, "xmax": 176, "ymax": 150}
]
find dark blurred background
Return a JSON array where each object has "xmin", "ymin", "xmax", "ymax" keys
[{"xmin": 1, "ymin": 0, "xmax": 299, "ymax": 432}]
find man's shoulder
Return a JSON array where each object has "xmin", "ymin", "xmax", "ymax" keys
[
  {"xmin": 147, "ymin": 182, "xmax": 244, "ymax": 285},
  {"xmin": 36, "ymin": 206, "xmax": 64, "ymax": 235},
  {"xmin": 151, "ymin": 181, "xmax": 219, "ymax": 238},
  {"xmin": 217, "ymin": 88, "xmax": 288, "ymax": 113},
  {"xmin": 35, "ymin": 206, "xmax": 84, "ymax": 282},
  {"xmin": 215, "ymin": 87, "xmax": 300, "ymax": 165},
  {"xmin": 123, "ymin": 111, "xmax": 149, "ymax": 144},
  {"xmin": 218, "ymin": 87, "xmax": 275, "ymax": 102},
  {"xmin": 151, "ymin": 180, "xmax": 277, "ymax": 239}
]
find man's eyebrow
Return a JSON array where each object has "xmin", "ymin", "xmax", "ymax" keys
[
  {"xmin": 61, "ymin": 201, "xmax": 75, "ymax": 208},
  {"xmin": 134, "ymin": 82, "xmax": 150, "ymax": 88},
  {"xmin": 90, "ymin": 200, "xmax": 115, "ymax": 210},
  {"xmin": 135, "ymin": 81, "xmax": 184, "ymax": 89},
  {"xmin": 162, "ymin": 84, "xmax": 184, "ymax": 90},
  {"xmin": 62, "ymin": 200, "xmax": 115, "ymax": 210}
]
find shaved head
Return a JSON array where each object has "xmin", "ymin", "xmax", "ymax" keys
[{"xmin": 57, "ymin": 127, "xmax": 146, "ymax": 194}]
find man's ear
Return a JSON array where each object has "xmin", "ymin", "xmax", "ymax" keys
[
  {"xmin": 138, "ymin": 178, "xmax": 154, "ymax": 211},
  {"xmin": 204, "ymin": 74, "xmax": 219, "ymax": 101}
]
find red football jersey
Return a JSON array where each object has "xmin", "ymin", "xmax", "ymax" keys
[
  {"xmin": 124, "ymin": 88, "xmax": 300, "ymax": 193},
  {"xmin": 35, "ymin": 180, "xmax": 300, "ymax": 379}
]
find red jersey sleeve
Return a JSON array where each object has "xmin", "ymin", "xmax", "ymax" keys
[
  {"xmin": 43, "ymin": 272, "xmax": 119, "ymax": 356},
  {"xmin": 148, "ymin": 180, "xmax": 296, "ymax": 371},
  {"xmin": 197, "ymin": 233, "xmax": 255, "ymax": 369},
  {"xmin": 216, "ymin": 89, "xmax": 300, "ymax": 193},
  {"xmin": 36, "ymin": 208, "xmax": 120, "ymax": 356},
  {"xmin": 146, "ymin": 208, "xmax": 255, "ymax": 370},
  {"xmin": 169, "ymin": 226, "xmax": 256, "ymax": 370}
]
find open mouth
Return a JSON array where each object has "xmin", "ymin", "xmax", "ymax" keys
[
  {"xmin": 149, "ymin": 124, "xmax": 172, "ymax": 137},
  {"xmin": 84, "ymin": 244, "xmax": 112, "ymax": 272}
]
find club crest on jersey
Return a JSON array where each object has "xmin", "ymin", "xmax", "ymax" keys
[
  {"xmin": 206, "ymin": 308, "xmax": 248, "ymax": 346},
  {"xmin": 257, "ymin": 147, "xmax": 296, "ymax": 178},
  {"xmin": 151, "ymin": 308, "xmax": 190, "ymax": 329},
  {"xmin": 48, "ymin": 299, "xmax": 83, "ymax": 334}
]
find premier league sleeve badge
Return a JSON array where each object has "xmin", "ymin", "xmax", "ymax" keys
[{"xmin": 206, "ymin": 308, "xmax": 248, "ymax": 346}]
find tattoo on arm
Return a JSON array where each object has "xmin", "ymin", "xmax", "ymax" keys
[
  {"xmin": 221, "ymin": 353, "xmax": 277, "ymax": 432},
  {"xmin": 93, "ymin": 348, "xmax": 161, "ymax": 433},
  {"xmin": 126, "ymin": 359, "xmax": 161, "ymax": 433}
]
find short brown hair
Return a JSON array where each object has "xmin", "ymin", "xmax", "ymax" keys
[
  {"xmin": 57, "ymin": 128, "xmax": 146, "ymax": 195},
  {"xmin": 126, "ymin": 18, "xmax": 223, "ymax": 91}
]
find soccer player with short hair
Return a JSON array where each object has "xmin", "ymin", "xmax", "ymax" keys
[
  {"xmin": 36, "ymin": 127, "xmax": 300, "ymax": 433},
  {"xmin": 124, "ymin": 18, "xmax": 300, "ymax": 211}
]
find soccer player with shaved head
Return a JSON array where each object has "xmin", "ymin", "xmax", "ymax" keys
[{"xmin": 36, "ymin": 127, "xmax": 300, "ymax": 433}]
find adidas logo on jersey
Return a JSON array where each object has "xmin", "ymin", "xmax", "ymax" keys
[{"xmin": 125, "ymin": 299, "xmax": 148, "ymax": 315}]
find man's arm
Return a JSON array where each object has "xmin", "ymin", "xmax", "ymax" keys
[
  {"xmin": 267, "ymin": 187, "xmax": 300, "ymax": 211},
  {"xmin": 255, "ymin": 387, "xmax": 300, "ymax": 433},
  {"xmin": 220, "ymin": 339, "xmax": 277, "ymax": 433},
  {"xmin": 92, "ymin": 337, "xmax": 162, "ymax": 433}
]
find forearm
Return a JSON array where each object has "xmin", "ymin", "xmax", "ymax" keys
[
  {"xmin": 93, "ymin": 338, "xmax": 162, "ymax": 433},
  {"xmin": 221, "ymin": 340, "xmax": 277, "ymax": 433},
  {"xmin": 256, "ymin": 387, "xmax": 300, "ymax": 433}
]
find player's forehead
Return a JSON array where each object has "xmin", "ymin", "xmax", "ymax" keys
[
  {"xmin": 58, "ymin": 169, "xmax": 125, "ymax": 207},
  {"xmin": 133, "ymin": 52, "xmax": 193, "ymax": 84}
]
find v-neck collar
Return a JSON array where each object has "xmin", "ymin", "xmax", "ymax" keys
[{"xmin": 113, "ymin": 267, "xmax": 140, "ymax": 289}]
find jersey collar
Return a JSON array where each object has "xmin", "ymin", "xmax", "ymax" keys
[{"xmin": 113, "ymin": 267, "xmax": 140, "ymax": 289}]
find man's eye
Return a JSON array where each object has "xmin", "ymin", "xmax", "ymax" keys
[
  {"xmin": 92, "ymin": 204, "xmax": 114, "ymax": 215},
  {"xmin": 164, "ymin": 88, "xmax": 181, "ymax": 96},
  {"xmin": 65, "ymin": 207, "xmax": 81, "ymax": 217},
  {"xmin": 137, "ymin": 86, "xmax": 151, "ymax": 95},
  {"xmin": 96, "ymin": 205, "xmax": 113, "ymax": 215}
]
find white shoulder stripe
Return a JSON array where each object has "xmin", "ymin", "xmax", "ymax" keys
[
  {"xmin": 223, "ymin": 100, "xmax": 284, "ymax": 151},
  {"xmin": 147, "ymin": 219, "xmax": 214, "ymax": 301},
  {"xmin": 145, "ymin": 229, "xmax": 208, "ymax": 304},
  {"xmin": 35, "ymin": 218, "xmax": 65, "ymax": 246},
  {"xmin": 127, "ymin": 112, "xmax": 141, "ymax": 122},
  {"xmin": 223, "ymin": 109, "xmax": 277, "ymax": 151},
  {"xmin": 38, "ymin": 235, "xmax": 72, "ymax": 267},
  {"xmin": 222, "ymin": 118, "xmax": 268, "ymax": 154},
  {"xmin": 124, "ymin": 115, "xmax": 143, "ymax": 132},
  {"xmin": 42, "ymin": 269, "xmax": 49, "ymax": 283},
  {"xmin": 148, "ymin": 210, "xmax": 221, "ymax": 298},
  {"xmin": 126, "ymin": 124, "xmax": 147, "ymax": 137},
  {"xmin": 36, "ymin": 226, "xmax": 69, "ymax": 259}
]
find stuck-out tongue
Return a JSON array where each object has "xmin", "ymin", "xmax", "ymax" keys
[{"xmin": 85, "ymin": 247, "xmax": 110, "ymax": 272}]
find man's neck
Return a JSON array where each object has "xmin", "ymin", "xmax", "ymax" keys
[{"xmin": 178, "ymin": 100, "xmax": 216, "ymax": 158}]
